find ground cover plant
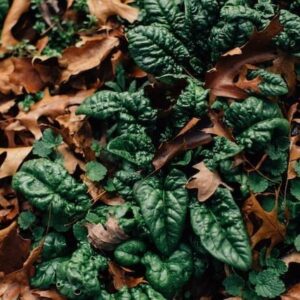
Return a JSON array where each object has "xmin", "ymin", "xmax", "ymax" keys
[{"xmin": 1, "ymin": 0, "xmax": 300, "ymax": 299}]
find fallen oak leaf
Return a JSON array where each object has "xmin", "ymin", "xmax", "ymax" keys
[
  {"xmin": 281, "ymin": 283, "xmax": 300, "ymax": 300},
  {"xmin": 242, "ymin": 193, "xmax": 286, "ymax": 254},
  {"xmin": 0, "ymin": 222, "xmax": 31, "ymax": 274},
  {"xmin": 1, "ymin": 0, "xmax": 31, "ymax": 48},
  {"xmin": 15, "ymin": 88, "xmax": 95, "ymax": 139},
  {"xmin": 0, "ymin": 146, "xmax": 32, "ymax": 179},
  {"xmin": 202, "ymin": 112, "xmax": 234, "ymax": 141},
  {"xmin": 87, "ymin": 0, "xmax": 139, "ymax": 24},
  {"xmin": 235, "ymin": 64, "xmax": 262, "ymax": 93},
  {"xmin": 108, "ymin": 261, "xmax": 146, "ymax": 290},
  {"xmin": 205, "ymin": 16, "xmax": 283, "ymax": 101},
  {"xmin": 86, "ymin": 216, "xmax": 128, "ymax": 251},
  {"xmin": 186, "ymin": 162, "xmax": 230, "ymax": 202},
  {"xmin": 59, "ymin": 37, "xmax": 120, "ymax": 84},
  {"xmin": 0, "ymin": 58, "xmax": 43, "ymax": 95},
  {"xmin": 153, "ymin": 118, "xmax": 213, "ymax": 171}
]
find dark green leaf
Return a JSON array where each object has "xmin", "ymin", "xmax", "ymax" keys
[{"xmin": 190, "ymin": 188, "xmax": 252, "ymax": 270}]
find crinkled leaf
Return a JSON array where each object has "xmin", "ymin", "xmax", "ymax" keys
[
  {"xmin": 127, "ymin": 25, "xmax": 190, "ymax": 75},
  {"xmin": 12, "ymin": 159, "xmax": 91, "ymax": 231},
  {"xmin": 114, "ymin": 239, "xmax": 147, "ymax": 267},
  {"xmin": 142, "ymin": 244, "xmax": 193, "ymax": 298},
  {"xmin": 107, "ymin": 133, "xmax": 155, "ymax": 168},
  {"xmin": 134, "ymin": 169, "xmax": 189, "ymax": 255}
]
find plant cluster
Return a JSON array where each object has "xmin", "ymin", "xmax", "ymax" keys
[{"xmin": 1, "ymin": 0, "xmax": 300, "ymax": 299}]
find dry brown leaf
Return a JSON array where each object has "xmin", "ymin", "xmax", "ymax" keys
[
  {"xmin": 288, "ymin": 135, "xmax": 300, "ymax": 180},
  {"xmin": 0, "ymin": 244, "xmax": 44, "ymax": 299},
  {"xmin": 86, "ymin": 216, "xmax": 128, "ymax": 251},
  {"xmin": 0, "ymin": 146, "xmax": 32, "ymax": 179},
  {"xmin": 0, "ymin": 187, "xmax": 19, "ymax": 223},
  {"xmin": 242, "ymin": 193, "xmax": 286, "ymax": 253},
  {"xmin": 269, "ymin": 53, "xmax": 298, "ymax": 95},
  {"xmin": 108, "ymin": 261, "xmax": 146, "ymax": 290},
  {"xmin": 59, "ymin": 37, "xmax": 120, "ymax": 83},
  {"xmin": 57, "ymin": 143, "xmax": 84, "ymax": 174},
  {"xmin": 202, "ymin": 112, "xmax": 234, "ymax": 140},
  {"xmin": 15, "ymin": 89, "xmax": 94, "ymax": 139},
  {"xmin": 235, "ymin": 64, "xmax": 262, "ymax": 93},
  {"xmin": 0, "ymin": 58, "xmax": 56, "ymax": 95},
  {"xmin": 88, "ymin": 0, "xmax": 139, "ymax": 24},
  {"xmin": 1, "ymin": 0, "xmax": 31, "ymax": 47},
  {"xmin": 186, "ymin": 162, "xmax": 223, "ymax": 202},
  {"xmin": 153, "ymin": 118, "xmax": 213, "ymax": 171},
  {"xmin": 0, "ymin": 222, "xmax": 31, "ymax": 275},
  {"xmin": 281, "ymin": 283, "xmax": 300, "ymax": 300},
  {"xmin": 205, "ymin": 17, "xmax": 283, "ymax": 101},
  {"xmin": 56, "ymin": 108, "xmax": 95, "ymax": 160}
]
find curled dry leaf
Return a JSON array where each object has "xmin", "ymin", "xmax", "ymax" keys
[
  {"xmin": 0, "ymin": 222, "xmax": 31, "ymax": 274},
  {"xmin": 153, "ymin": 118, "xmax": 213, "ymax": 171},
  {"xmin": 14, "ymin": 89, "xmax": 94, "ymax": 139},
  {"xmin": 0, "ymin": 187, "xmax": 19, "ymax": 223},
  {"xmin": 242, "ymin": 193, "xmax": 286, "ymax": 254},
  {"xmin": 87, "ymin": 0, "xmax": 139, "ymax": 24},
  {"xmin": 1, "ymin": 0, "xmax": 31, "ymax": 48},
  {"xmin": 108, "ymin": 261, "xmax": 146, "ymax": 290},
  {"xmin": 0, "ymin": 146, "xmax": 32, "ymax": 179},
  {"xmin": 86, "ymin": 216, "xmax": 128, "ymax": 251},
  {"xmin": 205, "ymin": 17, "xmax": 283, "ymax": 101},
  {"xmin": 281, "ymin": 283, "xmax": 300, "ymax": 300},
  {"xmin": 186, "ymin": 162, "xmax": 223, "ymax": 202},
  {"xmin": 59, "ymin": 37, "xmax": 120, "ymax": 83}
]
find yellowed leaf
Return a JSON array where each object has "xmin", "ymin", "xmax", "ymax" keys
[{"xmin": 0, "ymin": 147, "xmax": 32, "ymax": 179}]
